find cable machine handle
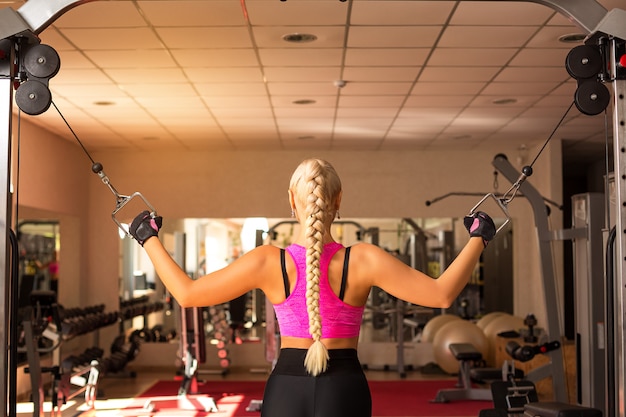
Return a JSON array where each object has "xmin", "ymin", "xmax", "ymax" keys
[
  {"xmin": 91, "ymin": 162, "xmax": 157, "ymax": 237},
  {"xmin": 467, "ymin": 192, "xmax": 511, "ymax": 234}
]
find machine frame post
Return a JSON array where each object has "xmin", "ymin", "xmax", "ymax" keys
[{"xmin": 0, "ymin": 38, "xmax": 14, "ymax": 417}]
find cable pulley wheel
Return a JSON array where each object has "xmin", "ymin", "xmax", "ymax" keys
[
  {"xmin": 23, "ymin": 44, "xmax": 60, "ymax": 79},
  {"xmin": 574, "ymin": 80, "xmax": 610, "ymax": 116},
  {"xmin": 565, "ymin": 45, "xmax": 603, "ymax": 80},
  {"xmin": 15, "ymin": 80, "xmax": 52, "ymax": 115}
]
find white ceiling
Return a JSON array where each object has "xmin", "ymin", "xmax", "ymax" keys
[{"xmin": 3, "ymin": 0, "xmax": 622, "ymax": 163}]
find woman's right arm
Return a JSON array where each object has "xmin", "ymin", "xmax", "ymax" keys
[
  {"xmin": 355, "ymin": 237, "xmax": 484, "ymax": 308},
  {"xmin": 357, "ymin": 211, "xmax": 495, "ymax": 308}
]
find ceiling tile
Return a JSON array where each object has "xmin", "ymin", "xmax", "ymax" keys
[
  {"xmin": 350, "ymin": 1, "xmax": 455, "ymax": 25},
  {"xmin": 404, "ymin": 95, "xmax": 473, "ymax": 108},
  {"xmin": 104, "ymin": 68, "xmax": 186, "ymax": 83},
  {"xmin": 56, "ymin": 50, "xmax": 98, "ymax": 69},
  {"xmin": 202, "ymin": 95, "xmax": 271, "ymax": 108},
  {"xmin": 54, "ymin": 1, "xmax": 146, "ymax": 27},
  {"xmin": 438, "ymin": 26, "xmax": 539, "ymax": 48},
  {"xmin": 419, "ymin": 67, "xmax": 500, "ymax": 82},
  {"xmin": 277, "ymin": 118, "xmax": 333, "ymax": 130},
  {"xmin": 86, "ymin": 50, "xmax": 178, "ymax": 69},
  {"xmin": 429, "ymin": 48, "xmax": 518, "ymax": 67},
  {"xmin": 342, "ymin": 67, "xmax": 420, "ymax": 82},
  {"xmin": 480, "ymin": 81, "xmax": 564, "ymax": 96},
  {"xmin": 210, "ymin": 107, "xmax": 274, "ymax": 118},
  {"xmin": 263, "ymin": 66, "xmax": 340, "ymax": 82},
  {"xmin": 509, "ymin": 48, "xmax": 569, "ymax": 67},
  {"xmin": 185, "ymin": 67, "xmax": 264, "ymax": 82},
  {"xmin": 267, "ymin": 82, "xmax": 337, "ymax": 96},
  {"xmin": 157, "ymin": 27, "xmax": 253, "ymax": 49},
  {"xmin": 51, "ymin": 69, "xmax": 114, "ymax": 85},
  {"xmin": 39, "ymin": 27, "xmax": 75, "ymax": 51},
  {"xmin": 50, "ymin": 84, "xmax": 127, "ymax": 100},
  {"xmin": 527, "ymin": 26, "xmax": 584, "ymax": 48},
  {"xmin": 139, "ymin": 1, "xmax": 246, "ymax": 26},
  {"xmin": 246, "ymin": 0, "xmax": 348, "ymax": 25},
  {"xmin": 345, "ymin": 48, "xmax": 429, "ymax": 67},
  {"xmin": 119, "ymin": 83, "xmax": 198, "ymax": 98},
  {"xmin": 340, "ymin": 82, "xmax": 413, "ymax": 96},
  {"xmin": 271, "ymin": 96, "xmax": 336, "ymax": 107},
  {"xmin": 195, "ymin": 83, "xmax": 268, "ymax": 96},
  {"xmin": 259, "ymin": 48, "xmax": 343, "ymax": 67},
  {"xmin": 336, "ymin": 107, "xmax": 399, "ymax": 118},
  {"xmin": 396, "ymin": 107, "xmax": 461, "ymax": 122},
  {"xmin": 348, "ymin": 26, "xmax": 443, "ymax": 48},
  {"xmin": 273, "ymin": 107, "xmax": 335, "ymax": 118},
  {"xmin": 252, "ymin": 26, "xmax": 346, "ymax": 48},
  {"xmin": 170, "ymin": 49, "xmax": 259, "ymax": 67},
  {"xmin": 494, "ymin": 67, "xmax": 569, "ymax": 82},
  {"xmin": 338, "ymin": 96, "xmax": 406, "ymax": 107},
  {"xmin": 60, "ymin": 28, "xmax": 162, "ymax": 50},
  {"xmin": 450, "ymin": 2, "xmax": 554, "ymax": 25},
  {"xmin": 411, "ymin": 82, "xmax": 486, "ymax": 96}
]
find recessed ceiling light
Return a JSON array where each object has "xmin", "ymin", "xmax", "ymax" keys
[
  {"xmin": 94, "ymin": 100, "xmax": 115, "ymax": 106},
  {"xmin": 558, "ymin": 33, "xmax": 586, "ymax": 43},
  {"xmin": 292, "ymin": 99, "xmax": 316, "ymax": 105},
  {"xmin": 282, "ymin": 33, "xmax": 318, "ymax": 43},
  {"xmin": 492, "ymin": 98, "xmax": 518, "ymax": 105}
]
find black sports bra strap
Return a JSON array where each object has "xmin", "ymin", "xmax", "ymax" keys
[
  {"xmin": 339, "ymin": 246, "xmax": 351, "ymax": 301},
  {"xmin": 280, "ymin": 249, "xmax": 290, "ymax": 297}
]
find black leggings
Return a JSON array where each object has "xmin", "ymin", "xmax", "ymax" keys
[{"xmin": 261, "ymin": 348, "xmax": 371, "ymax": 417}]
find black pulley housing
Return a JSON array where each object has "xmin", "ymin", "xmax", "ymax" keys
[{"xmin": 15, "ymin": 79, "xmax": 52, "ymax": 115}]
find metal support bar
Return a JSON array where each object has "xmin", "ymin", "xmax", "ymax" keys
[
  {"xmin": 608, "ymin": 72, "xmax": 626, "ymax": 417},
  {"xmin": 0, "ymin": 40, "xmax": 13, "ymax": 417},
  {"xmin": 492, "ymin": 155, "xmax": 568, "ymax": 403},
  {"xmin": 517, "ymin": 0, "xmax": 607, "ymax": 35},
  {"xmin": 16, "ymin": 0, "xmax": 96, "ymax": 35}
]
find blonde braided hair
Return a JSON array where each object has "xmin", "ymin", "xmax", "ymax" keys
[{"xmin": 289, "ymin": 158, "xmax": 342, "ymax": 376}]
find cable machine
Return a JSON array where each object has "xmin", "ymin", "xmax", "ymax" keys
[{"xmin": 0, "ymin": 1, "xmax": 625, "ymax": 416}]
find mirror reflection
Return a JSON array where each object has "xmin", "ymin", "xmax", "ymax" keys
[
  {"xmin": 17, "ymin": 220, "xmax": 60, "ymax": 303},
  {"xmin": 122, "ymin": 217, "xmax": 511, "ymax": 374}
]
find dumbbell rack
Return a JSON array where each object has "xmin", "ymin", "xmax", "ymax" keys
[
  {"xmin": 19, "ymin": 294, "xmax": 167, "ymax": 416},
  {"xmin": 19, "ymin": 297, "xmax": 105, "ymax": 416}
]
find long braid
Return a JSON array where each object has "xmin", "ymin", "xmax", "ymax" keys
[
  {"xmin": 289, "ymin": 158, "xmax": 341, "ymax": 376},
  {"xmin": 303, "ymin": 168, "xmax": 329, "ymax": 375}
]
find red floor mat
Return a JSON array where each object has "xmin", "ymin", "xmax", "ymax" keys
[{"xmin": 127, "ymin": 379, "xmax": 494, "ymax": 417}]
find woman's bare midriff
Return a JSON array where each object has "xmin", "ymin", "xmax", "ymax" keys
[{"xmin": 280, "ymin": 336, "xmax": 359, "ymax": 350}]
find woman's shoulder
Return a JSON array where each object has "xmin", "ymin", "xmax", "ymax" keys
[
  {"xmin": 347, "ymin": 241, "xmax": 382, "ymax": 254},
  {"xmin": 248, "ymin": 244, "xmax": 284, "ymax": 257},
  {"xmin": 234, "ymin": 244, "xmax": 284, "ymax": 276},
  {"xmin": 345, "ymin": 242, "xmax": 386, "ymax": 263}
]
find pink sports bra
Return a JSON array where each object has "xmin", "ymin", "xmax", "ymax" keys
[{"xmin": 272, "ymin": 242, "xmax": 365, "ymax": 339}]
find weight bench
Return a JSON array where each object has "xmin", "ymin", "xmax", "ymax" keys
[
  {"xmin": 432, "ymin": 343, "xmax": 493, "ymax": 403},
  {"xmin": 524, "ymin": 402, "xmax": 602, "ymax": 417},
  {"xmin": 479, "ymin": 366, "xmax": 538, "ymax": 417}
]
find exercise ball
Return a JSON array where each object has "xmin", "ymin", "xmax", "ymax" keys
[
  {"xmin": 482, "ymin": 314, "xmax": 525, "ymax": 366},
  {"xmin": 432, "ymin": 320, "xmax": 488, "ymax": 374},
  {"xmin": 475, "ymin": 312, "xmax": 508, "ymax": 330},
  {"xmin": 421, "ymin": 314, "xmax": 461, "ymax": 343}
]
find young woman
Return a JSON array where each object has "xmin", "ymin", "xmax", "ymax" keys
[{"xmin": 129, "ymin": 158, "xmax": 495, "ymax": 417}]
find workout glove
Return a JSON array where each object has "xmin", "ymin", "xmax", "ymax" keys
[
  {"xmin": 129, "ymin": 210, "xmax": 162, "ymax": 246},
  {"xmin": 463, "ymin": 211, "xmax": 496, "ymax": 247}
]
